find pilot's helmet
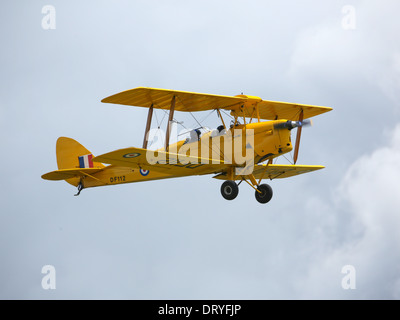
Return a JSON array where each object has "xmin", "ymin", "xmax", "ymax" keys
[
  {"xmin": 217, "ymin": 125, "xmax": 225, "ymax": 132},
  {"xmin": 211, "ymin": 125, "xmax": 226, "ymax": 137},
  {"xmin": 190, "ymin": 129, "xmax": 201, "ymax": 141}
]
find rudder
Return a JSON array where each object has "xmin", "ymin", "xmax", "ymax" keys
[
  {"xmin": 56, "ymin": 137, "xmax": 104, "ymax": 170},
  {"xmin": 55, "ymin": 137, "xmax": 104, "ymax": 187}
]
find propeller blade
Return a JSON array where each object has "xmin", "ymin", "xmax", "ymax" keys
[
  {"xmin": 297, "ymin": 119, "xmax": 312, "ymax": 128},
  {"xmin": 293, "ymin": 110, "xmax": 304, "ymax": 165}
]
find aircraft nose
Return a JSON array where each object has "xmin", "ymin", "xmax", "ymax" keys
[{"xmin": 274, "ymin": 120, "xmax": 312, "ymax": 130}]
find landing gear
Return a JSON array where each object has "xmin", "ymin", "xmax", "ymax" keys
[
  {"xmin": 255, "ymin": 184, "xmax": 273, "ymax": 204},
  {"xmin": 220, "ymin": 180, "xmax": 239, "ymax": 200},
  {"xmin": 74, "ymin": 181, "xmax": 84, "ymax": 196},
  {"xmin": 219, "ymin": 179, "xmax": 273, "ymax": 204}
]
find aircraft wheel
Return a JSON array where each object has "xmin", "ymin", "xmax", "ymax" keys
[
  {"xmin": 221, "ymin": 181, "xmax": 239, "ymax": 200},
  {"xmin": 255, "ymin": 184, "xmax": 273, "ymax": 204}
]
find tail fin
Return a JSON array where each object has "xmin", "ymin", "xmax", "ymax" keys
[
  {"xmin": 56, "ymin": 137, "xmax": 105, "ymax": 170},
  {"xmin": 42, "ymin": 137, "xmax": 105, "ymax": 187}
]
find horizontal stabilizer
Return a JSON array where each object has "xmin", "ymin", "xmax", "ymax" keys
[{"xmin": 41, "ymin": 168, "xmax": 104, "ymax": 181}]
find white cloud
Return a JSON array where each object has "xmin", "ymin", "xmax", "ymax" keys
[
  {"xmin": 289, "ymin": 0, "xmax": 400, "ymax": 109},
  {"xmin": 302, "ymin": 124, "xmax": 400, "ymax": 299},
  {"xmin": 378, "ymin": 52, "xmax": 400, "ymax": 109}
]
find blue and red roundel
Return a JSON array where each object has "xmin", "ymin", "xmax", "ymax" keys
[{"xmin": 140, "ymin": 169, "xmax": 149, "ymax": 176}]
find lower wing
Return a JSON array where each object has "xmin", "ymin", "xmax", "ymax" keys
[
  {"xmin": 92, "ymin": 147, "xmax": 227, "ymax": 177},
  {"xmin": 213, "ymin": 164, "xmax": 325, "ymax": 180}
]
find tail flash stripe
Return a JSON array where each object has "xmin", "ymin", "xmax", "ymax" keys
[
  {"xmin": 79, "ymin": 156, "xmax": 85, "ymax": 168},
  {"xmin": 87, "ymin": 154, "xmax": 94, "ymax": 168},
  {"xmin": 79, "ymin": 154, "xmax": 94, "ymax": 168}
]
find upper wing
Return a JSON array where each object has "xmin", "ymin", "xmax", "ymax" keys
[
  {"xmin": 92, "ymin": 146, "xmax": 228, "ymax": 177},
  {"xmin": 213, "ymin": 164, "xmax": 325, "ymax": 180},
  {"xmin": 101, "ymin": 87, "xmax": 244, "ymax": 112},
  {"xmin": 101, "ymin": 87, "xmax": 332, "ymax": 120},
  {"xmin": 230, "ymin": 99, "xmax": 333, "ymax": 121}
]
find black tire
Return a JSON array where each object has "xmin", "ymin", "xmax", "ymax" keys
[
  {"xmin": 221, "ymin": 181, "xmax": 239, "ymax": 200},
  {"xmin": 255, "ymin": 184, "xmax": 273, "ymax": 204}
]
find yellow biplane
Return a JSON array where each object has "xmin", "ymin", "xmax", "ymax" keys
[{"xmin": 42, "ymin": 87, "xmax": 332, "ymax": 204}]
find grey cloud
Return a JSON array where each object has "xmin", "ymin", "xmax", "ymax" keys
[{"xmin": 1, "ymin": 0, "xmax": 400, "ymax": 299}]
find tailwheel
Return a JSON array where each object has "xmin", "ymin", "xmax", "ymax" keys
[
  {"xmin": 255, "ymin": 184, "xmax": 273, "ymax": 204},
  {"xmin": 74, "ymin": 181, "xmax": 84, "ymax": 196},
  {"xmin": 221, "ymin": 180, "xmax": 239, "ymax": 201}
]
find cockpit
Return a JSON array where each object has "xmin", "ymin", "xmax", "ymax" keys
[
  {"xmin": 183, "ymin": 125, "xmax": 226, "ymax": 144},
  {"xmin": 184, "ymin": 128, "xmax": 201, "ymax": 144},
  {"xmin": 210, "ymin": 125, "xmax": 226, "ymax": 137}
]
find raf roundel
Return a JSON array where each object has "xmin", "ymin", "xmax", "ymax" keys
[
  {"xmin": 140, "ymin": 169, "xmax": 149, "ymax": 176},
  {"xmin": 123, "ymin": 153, "xmax": 141, "ymax": 158}
]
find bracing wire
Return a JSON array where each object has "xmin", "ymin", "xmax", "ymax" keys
[
  {"xmin": 189, "ymin": 112, "xmax": 203, "ymax": 129},
  {"xmin": 282, "ymin": 153, "xmax": 294, "ymax": 165},
  {"xmin": 154, "ymin": 109, "xmax": 160, "ymax": 128},
  {"xmin": 220, "ymin": 109, "xmax": 235, "ymax": 120}
]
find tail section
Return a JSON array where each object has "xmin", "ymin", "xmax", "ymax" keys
[
  {"xmin": 42, "ymin": 137, "xmax": 105, "ymax": 188},
  {"xmin": 43, "ymin": 137, "xmax": 173, "ymax": 195},
  {"xmin": 56, "ymin": 137, "xmax": 104, "ymax": 170}
]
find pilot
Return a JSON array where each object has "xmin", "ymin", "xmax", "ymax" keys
[
  {"xmin": 230, "ymin": 120, "xmax": 241, "ymax": 128},
  {"xmin": 211, "ymin": 125, "xmax": 226, "ymax": 137},
  {"xmin": 191, "ymin": 129, "xmax": 201, "ymax": 141},
  {"xmin": 184, "ymin": 129, "xmax": 201, "ymax": 144}
]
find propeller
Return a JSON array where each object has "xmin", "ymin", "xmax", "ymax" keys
[
  {"xmin": 273, "ymin": 119, "xmax": 312, "ymax": 130},
  {"xmin": 273, "ymin": 111, "xmax": 313, "ymax": 164},
  {"xmin": 293, "ymin": 111, "xmax": 304, "ymax": 165}
]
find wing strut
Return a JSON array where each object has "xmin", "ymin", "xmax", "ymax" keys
[
  {"xmin": 142, "ymin": 103, "xmax": 154, "ymax": 149},
  {"xmin": 256, "ymin": 105, "xmax": 261, "ymax": 122},
  {"xmin": 165, "ymin": 96, "xmax": 176, "ymax": 151},
  {"xmin": 293, "ymin": 109, "xmax": 304, "ymax": 164},
  {"xmin": 216, "ymin": 109, "xmax": 227, "ymax": 130}
]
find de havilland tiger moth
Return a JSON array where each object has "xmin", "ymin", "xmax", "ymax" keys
[{"xmin": 42, "ymin": 87, "xmax": 332, "ymax": 204}]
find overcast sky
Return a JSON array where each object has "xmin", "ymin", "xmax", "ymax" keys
[{"xmin": 1, "ymin": 0, "xmax": 400, "ymax": 299}]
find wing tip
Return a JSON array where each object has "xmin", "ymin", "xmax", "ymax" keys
[{"xmin": 101, "ymin": 87, "xmax": 145, "ymax": 104}]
